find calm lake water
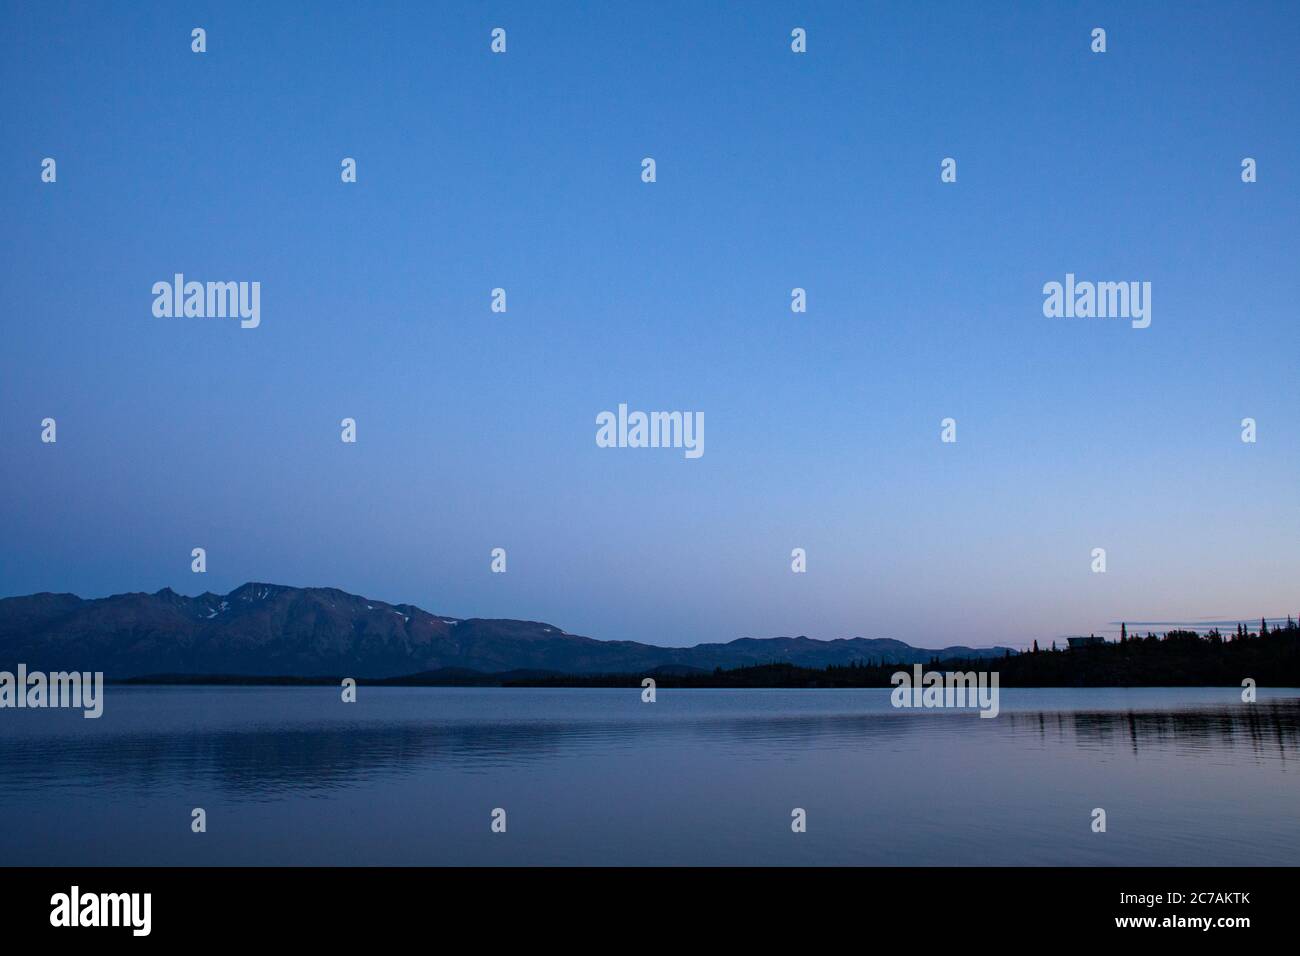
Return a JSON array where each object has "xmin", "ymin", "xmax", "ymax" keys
[{"xmin": 2, "ymin": 686, "xmax": 1297, "ymax": 865}]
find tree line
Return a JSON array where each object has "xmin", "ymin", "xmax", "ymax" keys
[{"xmin": 505, "ymin": 617, "xmax": 1300, "ymax": 688}]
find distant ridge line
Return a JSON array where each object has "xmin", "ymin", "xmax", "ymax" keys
[{"xmin": 0, "ymin": 581, "xmax": 1016, "ymax": 679}]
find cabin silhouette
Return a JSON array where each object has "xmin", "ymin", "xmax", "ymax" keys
[{"xmin": 1066, "ymin": 636, "xmax": 1106, "ymax": 649}]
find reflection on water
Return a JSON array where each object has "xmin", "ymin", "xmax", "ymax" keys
[
  {"xmin": 1010, "ymin": 703, "xmax": 1300, "ymax": 763},
  {"xmin": 5, "ymin": 695, "xmax": 1297, "ymax": 793},
  {"xmin": 1, "ymin": 687, "xmax": 1297, "ymax": 865}
]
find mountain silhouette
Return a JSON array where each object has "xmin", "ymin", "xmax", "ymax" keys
[{"xmin": 0, "ymin": 582, "xmax": 1014, "ymax": 678}]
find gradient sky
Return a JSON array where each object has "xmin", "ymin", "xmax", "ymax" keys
[{"xmin": 2, "ymin": 1, "xmax": 1297, "ymax": 651}]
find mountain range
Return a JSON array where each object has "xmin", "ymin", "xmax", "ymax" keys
[{"xmin": 0, "ymin": 582, "xmax": 1015, "ymax": 679}]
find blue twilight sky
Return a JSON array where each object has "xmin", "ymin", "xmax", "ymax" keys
[{"xmin": 1, "ymin": 1, "xmax": 1297, "ymax": 651}]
